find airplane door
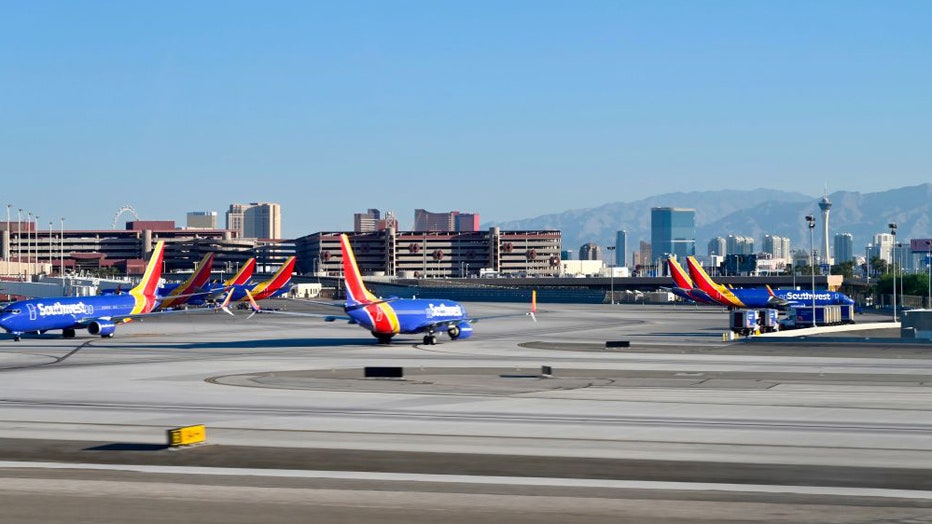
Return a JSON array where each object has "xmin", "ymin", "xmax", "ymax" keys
[{"xmin": 26, "ymin": 304, "xmax": 37, "ymax": 321}]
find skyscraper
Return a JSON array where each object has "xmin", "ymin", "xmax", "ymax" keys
[
  {"xmin": 708, "ymin": 236, "xmax": 726, "ymax": 256},
  {"xmin": 834, "ymin": 233, "xmax": 854, "ymax": 264},
  {"xmin": 726, "ymin": 235, "xmax": 754, "ymax": 255},
  {"xmin": 819, "ymin": 192, "xmax": 832, "ymax": 264},
  {"xmin": 650, "ymin": 207, "xmax": 695, "ymax": 260},
  {"xmin": 354, "ymin": 209, "xmax": 381, "ymax": 232},
  {"xmin": 579, "ymin": 242, "xmax": 602, "ymax": 261},
  {"xmin": 243, "ymin": 202, "xmax": 281, "ymax": 239},
  {"xmin": 615, "ymin": 230, "xmax": 627, "ymax": 267},
  {"xmin": 414, "ymin": 209, "xmax": 479, "ymax": 231},
  {"xmin": 762, "ymin": 235, "xmax": 791, "ymax": 260},
  {"xmin": 227, "ymin": 202, "xmax": 282, "ymax": 239},
  {"xmin": 225, "ymin": 204, "xmax": 249, "ymax": 237}
]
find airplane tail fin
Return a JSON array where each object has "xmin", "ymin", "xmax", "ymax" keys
[
  {"xmin": 248, "ymin": 256, "xmax": 296, "ymax": 300},
  {"xmin": 340, "ymin": 234, "xmax": 377, "ymax": 306},
  {"xmin": 191, "ymin": 253, "xmax": 216, "ymax": 289},
  {"xmin": 667, "ymin": 256, "xmax": 694, "ymax": 289},
  {"xmin": 130, "ymin": 240, "xmax": 166, "ymax": 314},
  {"xmin": 225, "ymin": 258, "xmax": 256, "ymax": 286},
  {"xmin": 685, "ymin": 256, "xmax": 720, "ymax": 293}
]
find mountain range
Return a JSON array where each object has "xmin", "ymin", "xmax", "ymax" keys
[{"xmin": 489, "ymin": 184, "xmax": 932, "ymax": 262}]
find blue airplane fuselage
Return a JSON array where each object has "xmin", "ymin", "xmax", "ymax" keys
[
  {"xmin": 0, "ymin": 295, "xmax": 142, "ymax": 336},
  {"xmin": 347, "ymin": 298, "xmax": 472, "ymax": 336},
  {"xmin": 719, "ymin": 288, "xmax": 854, "ymax": 309}
]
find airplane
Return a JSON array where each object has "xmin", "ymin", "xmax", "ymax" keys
[
  {"xmin": 0, "ymin": 241, "xmax": 174, "ymax": 341},
  {"xmin": 666, "ymin": 257, "xmax": 717, "ymax": 305},
  {"xmin": 246, "ymin": 234, "xmax": 536, "ymax": 345},
  {"xmin": 156, "ymin": 252, "xmax": 216, "ymax": 310},
  {"xmin": 683, "ymin": 256, "xmax": 854, "ymax": 309}
]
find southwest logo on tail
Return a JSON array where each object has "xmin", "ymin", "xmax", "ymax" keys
[{"xmin": 0, "ymin": 241, "xmax": 167, "ymax": 341}]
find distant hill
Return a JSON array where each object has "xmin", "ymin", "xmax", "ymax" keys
[{"xmin": 488, "ymin": 184, "xmax": 932, "ymax": 262}]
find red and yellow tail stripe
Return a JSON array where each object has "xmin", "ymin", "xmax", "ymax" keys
[
  {"xmin": 160, "ymin": 252, "xmax": 215, "ymax": 309},
  {"xmin": 685, "ymin": 256, "xmax": 746, "ymax": 308},
  {"xmin": 225, "ymin": 258, "xmax": 256, "ymax": 286},
  {"xmin": 667, "ymin": 257, "xmax": 695, "ymax": 289},
  {"xmin": 130, "ymin": 240, "xmax": 166, "ymax": 314},
  {"xmin": 340, "ymin": 234, "xmax": 400, "ymax": 334},
  {"xmin": 249, "ymin": 256, "xmax": 296, "ymax": 300}
]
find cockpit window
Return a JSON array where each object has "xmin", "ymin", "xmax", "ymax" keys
[{"xmin": 1, "ymin": 308, "xmax": 20, "ymax": 315}]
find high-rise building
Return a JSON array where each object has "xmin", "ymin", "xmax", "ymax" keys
[
  {"xmin": 227, "ymin": 202, "xmax": 282, "ymax": 239},
  {"xmin": 708, "ymin": 237, "xmax": 726, "ymax": 256},
  {"xmin": 579, "ymin": 242, "xmax": 602, "ymax": 261},
  {"xmin": 243, "ymin": 202, "xmax": 281, "ymax": 239},
  {"xmin": 186, "ymin": 211, "xmax": 217, "ymax": 229},
  {"xmin": 650, "ymin": 207, "xmax": 695, "ymax": 260},
  {"xmin": 870, "ymin": 233, "xmax": 895, "ymax": 265},
  {"xmin": 225, "ymin": 204, "xmax": 250, "ymax": 237},
  {"xmin": 762, "ymin": 235, "xmax": 791, "ymax": 260},
  {"xmin": 454, "ymin": 213, "xmax": 479, "ymax": 232},
  {"xmin": 818, "ymin": 192, "xmax": 833, "ymax": 264},
  {"xmin": 615, "ymin": 230, "xmax": 627, "ymax": 267},
  {"xmin": 726, "ymin": 235, "xmax": 754, "ymax": 255},
  {"xmin": 637, "ymin": 241, "xmax": 652, "ymax": 267},
  {"xmin": 413, "ymin": 209, "xmax": 480, "ymax": 232},
  {"xmin": 354, "ymin": 209, "xmax": 381, "ymax": 232},
  {"xmin": 834, "ymin": 233, "xmax": 854, "ymax": 264}
]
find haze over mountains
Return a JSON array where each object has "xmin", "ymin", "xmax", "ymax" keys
[{"xmin": 490, "ymin": 184, "xmax": 932, "ymax": 262}]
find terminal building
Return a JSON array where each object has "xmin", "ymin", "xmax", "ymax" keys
[
  {"xmin": 0, "ymin": 220, "xmax": 292, "ymax": 276},
  {"xmin": 294, "ymin": 228, "xmax": 562, "ymax": 278}
]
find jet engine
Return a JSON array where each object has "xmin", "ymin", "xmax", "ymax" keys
[
  {"xmin": 447, "ymin": 321, "xmax": 473, "ymax": 340},
  {"xmin": 87, "ymin": 320, "xmax": 116, "ymax": 338}
]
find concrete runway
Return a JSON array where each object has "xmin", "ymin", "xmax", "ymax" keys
[{"xmin": 1, "ymin": 301, "xmax": 932, "ymax": 522}]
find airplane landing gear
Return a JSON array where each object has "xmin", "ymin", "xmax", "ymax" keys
[
  {"xmin": 63, "ymin": 328, "xmax": 76, "ymax": 339},
  {"xmin": 13, "ymin": 335, "xmax": 20, "ymax": 342},
  {"xmin": 422, "ymin": 335, "xmax": 437, "ymax": 345}
]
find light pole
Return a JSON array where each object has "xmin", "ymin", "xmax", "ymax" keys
[
  {"xmin": 16, "ymin": 209, "xmax": 22, "ymax": 262},
  {"xmin": 806, "ymin": 215, "xmax": 816, "ymax": 327},
  {"xmin": 27, "ymin": 211, "xmax": 32, "ymax": 265},
  {"xmin": 927, "ymin": 240, "xmax": 931, "ymax": 309},
  {"xmin": 60, "ymin": 217, "xmax": 65, "ymax": 292},
  {"xmin": 48, "ymin": 221, "xmax": 53, "ymax": 270},
  {"xmin": 889, "ymin": 222, "xmax": 897, "ymax": 322},
  {"xmin": 607, "ymin": 245, "xmax": 616, "ymax": 305}
]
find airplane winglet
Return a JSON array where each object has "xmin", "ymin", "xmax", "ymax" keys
[
  {"xmin": 245, "ymin": 289, "xmax": 261, "ymax": 319},
  {"xmin": 529, "ymin": 290, "xmax": 537, "ymax": 322},
  {"xmin": 219, "ymin": 288, "xmax": 235, "ymax": 316}
]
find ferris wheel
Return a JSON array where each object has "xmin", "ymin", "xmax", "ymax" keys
[{"xmin": 112, "ymin": 205, "xmax": 140, "ymax": 229}]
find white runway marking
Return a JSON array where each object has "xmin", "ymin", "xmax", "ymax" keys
[{"xmin": 2, "ymin": 460, "xmax": 932, "ymax": 500}]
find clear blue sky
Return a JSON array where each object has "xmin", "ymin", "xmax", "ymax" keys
[{"xmin": 2, "ymin": 1, "xmax": 930, "ymax": 237}]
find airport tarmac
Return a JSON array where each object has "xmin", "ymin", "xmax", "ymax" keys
[{"xmin": 1, "ymin": 301, "xmax": 932, "ymax": 522}]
